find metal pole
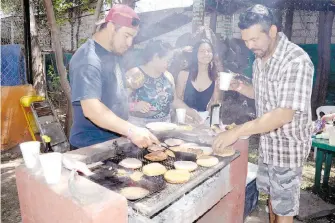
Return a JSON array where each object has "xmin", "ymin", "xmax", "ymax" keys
[
  {"xmin": 23, "ymin": 0, "xmax": 33, "ymax": 84},
  {"xmin": 11, "ymin": 19, "xmax": 15, "ymax": 44}
]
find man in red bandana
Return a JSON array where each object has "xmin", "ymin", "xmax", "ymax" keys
[{"xmin": 69, "ymin": 4, "xmax": 159, "ymax": 149}]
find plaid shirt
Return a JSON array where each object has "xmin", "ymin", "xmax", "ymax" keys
[{"xmin": 253, "ymin": 32, "xmax": 314, "ymax": 168}]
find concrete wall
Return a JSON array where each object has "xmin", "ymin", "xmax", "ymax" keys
[
  {"xmin": 227, "ymin": 10, "xmax": 335, "ymax": 44},
  {"xmin": 2, "ymin": 2, "xmax": 335, "ymax": 51},
  {"xmin": 192, "ymin": 0, "xmax": 335, "ymax": 44}
]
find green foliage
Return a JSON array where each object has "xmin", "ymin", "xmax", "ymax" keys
[
  {"xmin": 1, "ymin": 0, "xmax": 95, "ymax": 25},
  {"xmin": 78, "ymin": 38, "xmax": 88, "ymax": 47},
  {"xmin": 1, "ymin": 0, "xmax": 23, "ymax": 15},
  {"xmin": 52, "ymin": 0, "xmax": 96, "ymax": 25},
  {"xmin": 46, "ymin": 64, "xmax": 61, "ymax": 92}
]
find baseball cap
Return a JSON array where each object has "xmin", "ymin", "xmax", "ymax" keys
[{"xmin": 96, "ymin": 4, "xmax": 140, "ymax": 29}]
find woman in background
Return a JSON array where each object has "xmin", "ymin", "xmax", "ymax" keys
[
  {"xmin": 176, "ymin": 39, "xmax": 221, "ymax": 113},
  {"xmin": 126, "ymin": 40, "xmax": 202, "ymax": 126}
]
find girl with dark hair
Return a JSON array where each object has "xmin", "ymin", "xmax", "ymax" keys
[
  {"xmin": 176, "ymin": 39, "xmax": 221, "ymax": 114},
  {"xmin": 126, "ymin": 40, "xmax": 201, "ymax": 126}
]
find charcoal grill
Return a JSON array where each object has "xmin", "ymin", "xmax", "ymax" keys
[
  {"xmin": 85, "ymin": 134, "xmax": 239, "ymax": 218},
  {"xmin": 16, "ymin": 127, "xmax": 249, "ymax": 223}
]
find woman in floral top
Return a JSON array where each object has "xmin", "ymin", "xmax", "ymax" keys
[{"xmin": 126, "ymin": 40, "xmax": 202, "ymax": 126}]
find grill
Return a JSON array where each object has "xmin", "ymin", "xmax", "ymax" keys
[{"xmin": 86, "ymin": 135, "xmax": 239, "ymax": 218}]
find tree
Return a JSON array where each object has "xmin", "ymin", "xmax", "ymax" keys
[
  {"xmin": 42, "ymin": 0, "xmax": 73, "ymax": 136},
  {"xmin": 312, "ymin": 10, "xmax": 334, "ymax": 119},
  {"xmin": 30, "ymin": 1, "xmax": 46, "ymax": 96},
  {"xmin": 209, "ymin": 0, "xmax": 219, "ymax": 33},
  {"xmin": 283, "ymin": 7, "xmax": 294, "ymax": 40},
  {"xmin": 91, "ymin": 0, "xmax": 104, "ymax": 35}
]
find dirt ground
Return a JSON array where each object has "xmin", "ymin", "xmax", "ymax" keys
[
  {"xmin": 1, "ymin": 145, "xmax": 23, "ymax": 223},
  {"xmin": 246, "ymin": 135, "xmax": 335, "ymax": 223},
  {"xmin": 1, "ymin": 136, "xmax": 334, "ymax": 223}
]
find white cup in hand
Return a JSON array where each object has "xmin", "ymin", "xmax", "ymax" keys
[{"xmin": 219, "ymin": 72, "xmax": 233, "ymax": 91}]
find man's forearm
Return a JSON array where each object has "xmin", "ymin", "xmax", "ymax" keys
[
  {"xmin": 235, "ymin": 108, "xmax": 295, "ymax": 137},
  {"xmin": 82, "ymin": 100, "xmax": 135, "ymax": 136},
  {"xmin": 237, "ymin": 83, "xmax": 255, "ymax": 99}
]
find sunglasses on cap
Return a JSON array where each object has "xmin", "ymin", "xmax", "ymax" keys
[{"xmin": 131, "ymin": 17, "xmax": 140, "ymax": 27}]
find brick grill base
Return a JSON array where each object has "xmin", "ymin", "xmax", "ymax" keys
[
  {"xmin": 197, "ymin": 139, "xmax": 249, "ymax": 223},
  {"xmin": 16, "ymin": 167, "xmax": 128, "ymax": 223},
  {"xmin": 16, "ymin": 138, "xmax": 248, "ymax": 223}
]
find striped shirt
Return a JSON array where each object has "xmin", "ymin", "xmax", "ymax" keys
[{"xmin": 253, "ymin": 32, "xmax": 314, "ymax": 168}]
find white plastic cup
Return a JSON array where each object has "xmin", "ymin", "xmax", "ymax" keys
[
  {"xmin": 20, "ymin": 141, "xmax": 41, "ymax": 169},
  {"xmin": 176, "ymin": 108, "xmax": 186, "ymax": 124},
  {"xmin": 39, "ymin": 153, "xmax": 62, "ymax": 184},
  {"xmin": 329, "ymin": 127, "xmax": 335, "ymax": 146},
  {"xmin": 219, "ymin": 72, "xmax": 233, "ymax": 91}
]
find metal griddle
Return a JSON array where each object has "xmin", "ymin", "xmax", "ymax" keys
[{"xmin": 87, "ymin": 130, "xmax": 239, "ymax": 218}]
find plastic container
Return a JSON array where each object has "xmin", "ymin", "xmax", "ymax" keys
[
  {"xmin": 39, "ymin": 152, "xmax": 62, "ymax": 184},
  {"xmin": 176, "ymin": 108, "xmax": 186, "ymax": 124},
  {"xmin": 20, "ymin": 141, "xmax": 41, "ymax": 169},
  {"xmin": 244, "ymin": 179, "xmax": 259, "ymax": 219},
  {"xmin": 244, "ymin": 162, "xmax": 259, "ymax": 219}
]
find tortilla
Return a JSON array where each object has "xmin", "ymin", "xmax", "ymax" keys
[
  {"xmin": 196, "ymin": 155, "xmax": 219, "ymax": 167},
  {"xmin": 119, "ymin": 158, "xmax": 142, "ymax": 169},
  {"xmin": 120, "ymin": 187, "xmax": 149, "ymax": 200},
  {"xmin": 216, "ymin": 147, "xmax": 236, "ymax": 157},
  {"xmin": 142, "ymin": 163, "xmax": 167, "ymax": 176},
  {"xmin": 180, "ymin": 143, "xmax": 199, "ymax": 148},
  {"xmin": 191, "ymin": 146, "xmax": 213, "ymax": 156},
  {"xmin": 165, "ymin": 149, "xmax": 175, "ymax": 158},
  {"xmin": 130, "ymin": 171, "xmax": 144, "ymax": 181},
  {"xmin": 164, "ymin": 138, "xmax": 184, "ymax": 147},
  {"xmin": 144, "ymin": 151, "xmax": 168, "ymax": 162},
  {"xmin": 174, "ymin": 161, "xmax": 198, "ymax": 172},
  {"xmin": 147, "ymin": 144, "xmax": 166, "ymax": 152},
  {"xmin": 164, "ymin": 169, "xmax": 190, "ymax": 184},
  {"xmin": 169, "ymin": 146, "xmax": 187, "ymax": 153}
]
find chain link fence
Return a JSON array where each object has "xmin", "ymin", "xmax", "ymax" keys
[{"xmin": 1, "ymin": 16, "xmax": 27, "ymax": 86}]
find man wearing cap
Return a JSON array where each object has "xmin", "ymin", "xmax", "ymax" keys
[
  {"xmin": 213, "ymin": 4, "xmax": 314, "ymax": 223},
  {"xmin": 69, "ymin": 4, "xmax": 159, "ymax": 149}
]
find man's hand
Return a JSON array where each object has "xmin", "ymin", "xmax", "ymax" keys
[
  {"xmin": 134, "ymin": 101, "xmax": 152, "ymax": 113},
  {"xmin": 213, "ymin": 128, "xmax": 239, "ymax": 153},
  {"xmin": 129, "ymin": 127, "xmax": 160, "ymax": 148},
  {"xmin": 229, "ymin": 78, "xmax": 242, "ymax": 91}
]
